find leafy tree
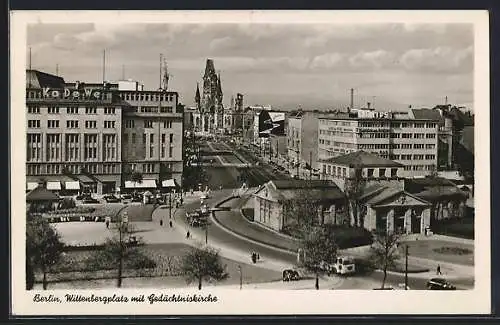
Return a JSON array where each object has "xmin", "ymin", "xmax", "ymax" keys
[
  {"xmin": 344, "ymin": 168, "xmax": 367, "ymax": 227},
  {"xmin": 282, "ymin": 189, "xmax": 322, "ymax": 239},
  {"xmin": 86, "ymin": 221, "xmax": 154, "ymax": 287},
  {"xmin": 26, "ymin": 214, "xmax": 65, "ymax": 290},
  {"xmin": 181, "ymin": 245, "xmax": 228, "ymax": 290},
  {"xmin": 370, "ymin": 230, "xmax": 402, "ymax": 289},
  {"xmin": 300, "ymin": 226, "xmax": 338, "ymax": 290},
  {"xmin": 130, "ymin": 171, "xmax": 143, "ymax": 184}
]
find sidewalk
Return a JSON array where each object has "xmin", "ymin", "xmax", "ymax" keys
[{"xmin": 404, "ymin": 233, "xmax": 474, "ymax": 245}]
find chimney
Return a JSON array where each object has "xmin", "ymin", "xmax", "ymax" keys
[{"xmin": 367, "ymin": 102, "xmax": 371, "ymax": 109}]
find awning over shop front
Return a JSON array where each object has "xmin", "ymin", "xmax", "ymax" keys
[
  {"xmin": 46, "ymin": 181, "xmax": 62, "ymax": 191},
  {"xmin": 65, "ymin": 181, "xmax": 80, "ymax": 190},
  {"xmin": 26, "ymin": 182, "xmax": 38, "ymax": 191},
  {"xmin": 161, "ymin": 179, "xmax": 178, "ymax": 188},
  {"xmin": 124, "ymin": 179, "xmax": 157, "ymax": 189}
]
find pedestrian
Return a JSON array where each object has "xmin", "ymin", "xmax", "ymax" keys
[
  {"xmin": 186, "ymin": 231, "xmax": 190, "ymax": 239},
  {"xmin": 437, "ymin": 265, "xmax": 442, "ymax": 275},
  {"xmin": 169, "ymin": 220, "xmax": 173, "ymax": 228},
  {"xmin": 257, "ymin": 253, "xmax": 260, "ymax": 261},
  {"xmin": 105, "ymin": 216, "xmax": 110, "ymax": 229}
]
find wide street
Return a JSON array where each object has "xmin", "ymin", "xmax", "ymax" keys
[{"xmin": 169, "ymin": 138, "xmax": 475, "ymax": 290}]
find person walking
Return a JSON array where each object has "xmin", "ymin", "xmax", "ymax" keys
[
  {"xmin": 186, "ymin": 231, "xmax": 190, "ymax": 239},
  {"xmin": 169, "ymin": 220, "xmax": 173, "ymax": 228},
  {"xmin": 436, "ymin": 264, "xmax": 442, "ymax": 275},
  {"xmin": 105, "ymin": 216, "xmax": 110, "ymax": 229}
]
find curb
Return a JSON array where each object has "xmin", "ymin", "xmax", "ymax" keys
[{"xmin": 212, "ymin": 195, "xmax": 299, "ymax": 254}]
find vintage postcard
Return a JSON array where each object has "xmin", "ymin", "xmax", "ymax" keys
[{"xmin": 10, "ymin": 10, "xmax": 490, "ymax": 315}]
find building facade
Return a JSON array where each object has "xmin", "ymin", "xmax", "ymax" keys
[
  {"xmin": 318, "ymin": 115, "xmax": 439, "ymax": 178},
  {"xmin": 26, "ymin": 70, "xmax": 183, "ymax": 194},
  {"xmin": 118, "ymin": 89, "xmax": 183, "ymax": 190},
  {"xmin": 286, "ymin": 111, "xmax": 321, "ymax": 170}
]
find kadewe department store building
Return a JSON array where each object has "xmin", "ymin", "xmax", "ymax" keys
[{"xmin": 26, "ymin": 70, "xmax": 123, "ymax": 194}]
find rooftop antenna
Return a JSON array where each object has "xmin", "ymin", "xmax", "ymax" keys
[
  {"xmin": 28, "ymin": 47, "xmax": 32, "ymax": 87},
  {"xmin": 445, "ymin": 96, "xmax": 448, "ymax": 105},
  {"xmin": 163, "ymin": 56, "xmax": 170, "ymax": 91},
  {"xmin": 159, "ymin": 53, "xmax": 163, "ymax": 90},
  {"xmin": 122, "ymin": 64, "xmax": 125, "ymax": 80},
  {"xmin": 102, "ymin": 49, "xmax": 106, "ymax": 84},
  {"xmin": 56, "ymin": 64, "xmax": 59, "ymax": 76}
]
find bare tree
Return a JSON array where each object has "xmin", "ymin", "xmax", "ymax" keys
[
  {"xmin": 370, "ymin": 230, "xmax": 402, "ymax": 289},
  {"xmin": 181, "ymin": 245, "xmax": 229, "ymax": 290},
  {"xmin": 344, "ymin": 168, "xmax": 367, "ymax": 228},
  {"xmin": 300, "ymin": 226, "xmax": 338, "ymax": 290}
]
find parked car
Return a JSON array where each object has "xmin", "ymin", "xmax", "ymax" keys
[
  {"xmin": 282, "ymin": 269, "xmax": 301, "ymax": 282},
  {"xmin": 131, "ymin": 195, "xmax": 142, "ymax": 203},
  {"xmin": 121, "ymin": 194, "xmax": 132, "ymax": 200},
  {"xmin": 82, "ymin": 197, "xmax": 99, "ymax": 204},
  {"xmin": 426, "ymin": 278, "xmax": 457, "ymax": 290},
  {"xmin": 103, "ymin": 195, "xmax": 120, "ymax": 203}
]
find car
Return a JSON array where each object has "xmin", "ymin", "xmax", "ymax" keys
[
  {"xmin": 103, "ymin": 195, "xmax": 120, "ymax": 203},
  {"xmin": 82, "ymin": 197, "xmax": 99, "ymax": 204},
  {"xmin": 282, "ymin": 269, "xmax": 300, "ymax": 282},
  {"xmin": 121, "ymin": 194, "xmax": 132, "ymax": 200},
  {"xmin": 131, "ymin": 195, "xmax": 142, "ymax": 203},
  {"xmin": 426, "ymin": 278, "xmax": 457, "ymax": 290},
  {"xmin": 200, "ymin": 193, "xmax": 209, "ymax": 200}
]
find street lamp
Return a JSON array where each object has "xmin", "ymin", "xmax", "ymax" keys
[
  {"xmin": 405, "ymin": 244, "xmax": 409, "ymax": 290},
  {"xmin": 237, "ymin": 265, "xmax": 242, "ymax": 290}
]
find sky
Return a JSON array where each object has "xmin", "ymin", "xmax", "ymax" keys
[{"xmin": 27, "ymin": 23, "xmax": 474, "ymax": 111}]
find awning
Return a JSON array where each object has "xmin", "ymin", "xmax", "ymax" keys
[
  {"xmin": 162, "ymin": 179, "xmax": 177, "ymax": 188},
  {"xmin": 26, "ymin": 182, "xmax": 38, "ymax": 191},
  {"xmin": 65, "ymin": 181, "xmax": 80, "ymax": 190},
  {"xmin": 124, "ymin": 179, "xmax": 157, "ymax": 189},
  {"xmin": 46, "ymin": 181, "xmax": 62, "ymax": 191}
]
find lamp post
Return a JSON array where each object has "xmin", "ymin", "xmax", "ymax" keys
[
  {"xmin": 169, "ymin": 191, "xmax": 172, "ymax": 219},
  {"xmin": 238, "ymin": 265, "xmax": 242, "ymax": 290},
  {"xmin": 405, "ymin": 244, "xmax": 409, "ymax": 290}
]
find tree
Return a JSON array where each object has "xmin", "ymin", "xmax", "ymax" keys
[
  {"xmin": 344, "ymin": 168, "xmax": 367, "ymax": 228},
  {"xmin": 370, "ymin": 230, "xmax": 402, "ymax": 289},
  {"xmin": 300, "ymin": 226, "xmax": 338, "ymax": 290},
  {"xmin": 181, "ymin": 245, "xmax": 228, "ymax": 290},
  {"xmin": 130, "ymin": 171, "xmax": 143, "ymax": 184},
  {"xmin": 86, "ymin": 222, "xmax": 154, "ymax": 288},
  {"xmin": 282, "ymin": 189, "xmax": 322, "ymax": 239},
  {"xmin": 26, "ymin": 214, "xmax": 65, "ymax": 290}
]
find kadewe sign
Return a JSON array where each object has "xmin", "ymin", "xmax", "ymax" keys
[{"xmin": 42, "ymin": 87, "xmax": 103, "ymax": 100}]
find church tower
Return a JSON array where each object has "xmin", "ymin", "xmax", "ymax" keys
[{"xmin": 201, "ymin": 59, "xmax": 219, "ymax": 133}]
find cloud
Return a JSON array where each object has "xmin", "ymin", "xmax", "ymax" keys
[
  {"xmin": 349, "ymin": 50, "xmax": 396, "ymax": 69},
  {"xmin": 400, "ymin": 46, "xmax": 473, "ymax": 73},
  {"xmin": 310, "ymin": 53, "xmax": 344, "ymax": 69}
]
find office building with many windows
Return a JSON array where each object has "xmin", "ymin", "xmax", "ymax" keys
[{"xmin": 318, "ymin": 113, "xmax": 439, "ymax": 178}]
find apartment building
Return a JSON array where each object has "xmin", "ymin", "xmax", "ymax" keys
[
  {"xmin": 25, "ymin": 70, "xmax": 183, "ymax": 194},
  {"xmin": 26, "ymin": 70, "xmax": 123, "ymax": 194},
  {"xmin": 318, "ymin": 113, "xmax": 439, "ymax": 178},
  {"xmin": 286, "ymin": 111, "xmax": 322, "ymax": 170}
]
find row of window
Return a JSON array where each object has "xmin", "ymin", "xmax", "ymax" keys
[
  {"xmin": 403, "ymin": 165, "xmax": 436, "ymax": 171},
  {"xmin": 26, "ymin": 163, "xmax": 121, "ymax": 176},
  {"xmin": 320, "ymin": 120, "xmax": 438, "ymax": 128},
  {"xmin": 119, "ymin": 93, "xmax": 175, "ymax": 102},
  {"xmin": 28, "ymin": 119, "xmax": 118, "ymax": 129},
  {"xmin": 28, "ymin": 105, "xmax": 117, "ymax": 115},
  {"xmin": 358, "ymin": 143, "xmax": 436, "ymax": 150}
]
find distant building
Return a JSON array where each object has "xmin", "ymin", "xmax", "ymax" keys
[
  {"xmin": 194, "ymin": 59, "xmax": 224, "ymax": 135},
  {"xmin": 286, "ymin": 110, "xmax": 321, "ymax": 170}
]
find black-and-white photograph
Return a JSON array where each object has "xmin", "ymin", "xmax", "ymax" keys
[{"xmin": 11, "ymin": 10, "xmax": 490, "ymax": 315}]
